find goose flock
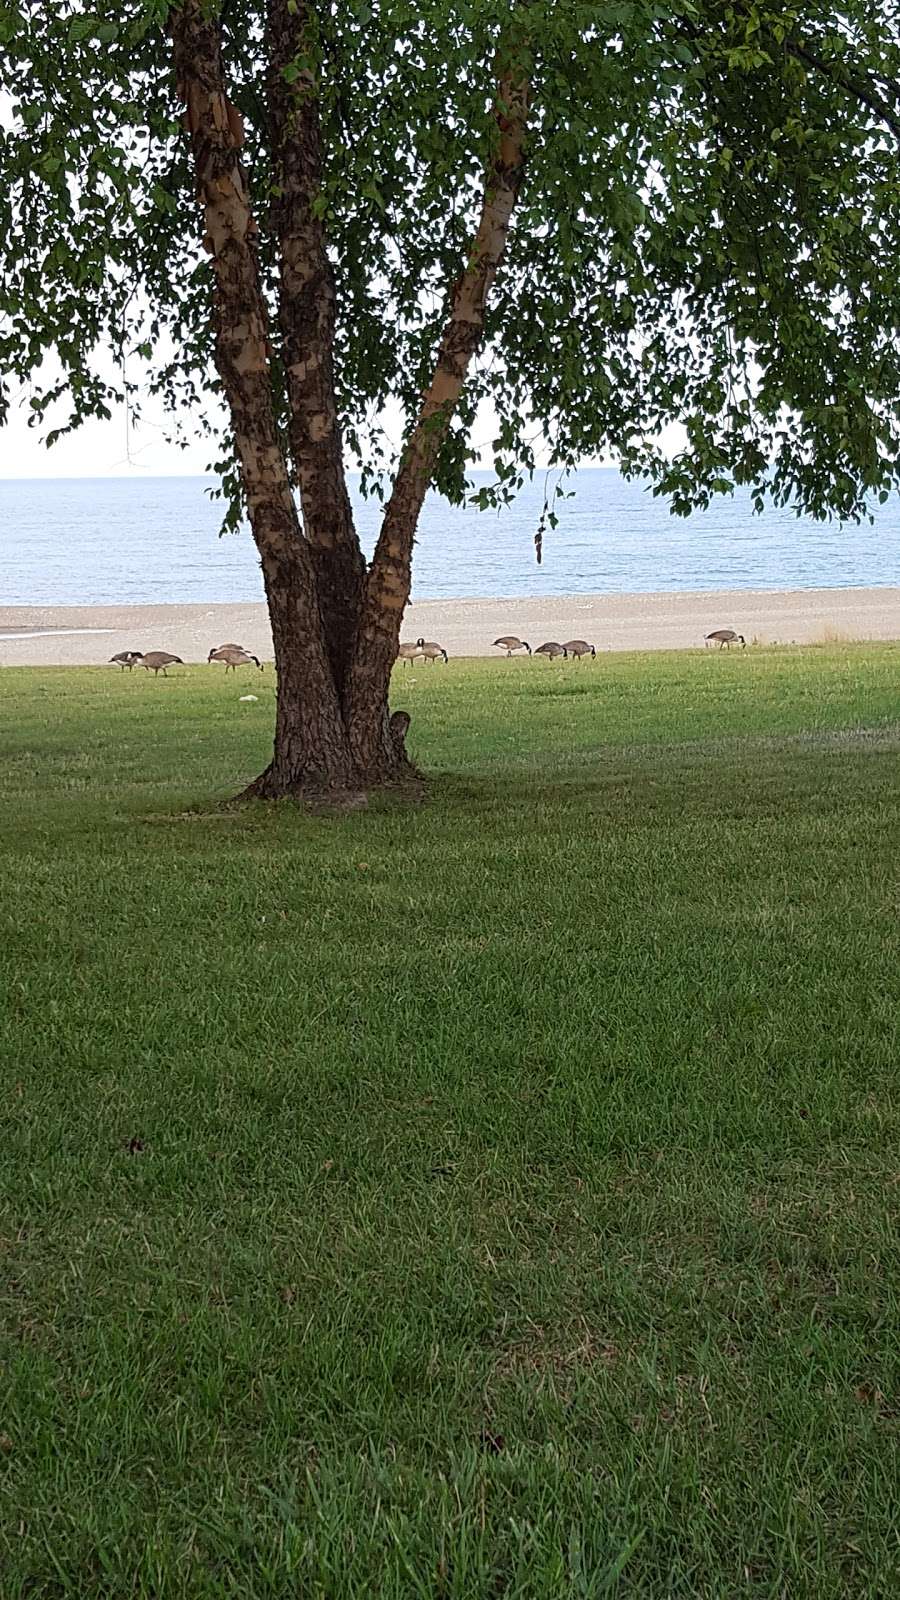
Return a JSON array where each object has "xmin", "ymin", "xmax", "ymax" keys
[
  {"xmin": 109, "ymin": 644, "xmax": 264, "ymax": 675},
  {"xmin": 109, "ymin": 627, "xmax": 747, "ymax": 676},
  {"xmin": 397, "ymin": 637, "xmax": 448, "ymax": 665},
  {"xmin": 108, "ymin": 650, "xmax": 184, "ymax": 676},
  {"xmin": 397, "ymin": 629, "xmax": 745, "ymax": 661}
]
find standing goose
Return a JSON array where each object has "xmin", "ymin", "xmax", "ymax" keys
[
  {"xmin": 208, "ymin": 645, "xmax": 264, "ymax": 672},
  {"xmin": 420, "ymin": 641, "xmax": 448, "ymax": 664},
  {"xmin": 563, "ymin": 639, "xmax": 596, "ymax": 660},
  {"xmin": 109, "ymin": 650, "xmax": 142, "ymax": 671},
  {"xmin": 705, "ymin": 629, "xmax": 746, "ymax": 650},
  {"xmin": 493, "ymin": 636, "xmax": 531, "ymax": 656},
  {"xmin": 137, "ymin": 651, "xmax": 184, "ymax": 677},
  {"xmin": 534, "ymin": 641, "xmax": 567, "ymax": 660},
  {"xmin": 397, "ymin": 637, "xmax": 425, "ymax": 665}
]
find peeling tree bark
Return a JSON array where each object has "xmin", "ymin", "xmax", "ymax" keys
[
  {"xmin": 346, "ymin": 71, "xmax": 530, "ymax": 772},
  {"xmin": 171, "ymin": 0, "xmax": 354, "ymax": 795},
  {"xmin": 266, "ymin": 0, "xmax": 366, "ymax": 692}
]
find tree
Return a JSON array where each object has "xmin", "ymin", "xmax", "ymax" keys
[{"xmin": 1, "ymin": 1, "xmax": 899, "ymax": 796}]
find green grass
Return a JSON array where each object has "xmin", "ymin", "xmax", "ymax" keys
[{"xmin": 2, "ymin": 645, "xmax": 899, "ymax": 1598}]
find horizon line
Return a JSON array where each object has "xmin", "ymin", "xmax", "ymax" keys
[{"xmin": 0, "ymin": 465, "xmax": 619, "ymax": 484}]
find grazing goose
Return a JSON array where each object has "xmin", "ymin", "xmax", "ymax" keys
[
  {"xmin": 563, "ymin": 639, "xmax": 596, "ymax": 660},
  {"xmin": 137, "ymin": 651, "xmax": 184, "ymax": 677},
  {"xmin": 208, "ymin": 645, "xmax": 263, "ymax": 672},
  {"xmin": 398, "ymin": 637, "xmax": 425, "ymax": 665},
  {"xmin": 420, "ymin": 641, "xmax": 448, "ymax": 664},
  {"xmin": 493, "ymin": 636, "xmax": 531, "ymax": 656},
  {"xmin": 534, "ymin": 641, "xmax": 567, "ymax": 660},
  {"xmin": 705, "ymin": 629, "xmax": 746, "ymax": 650},
  {"xmin": 109, "ymin": 650, "xmax": 142, "ymax": 671}
]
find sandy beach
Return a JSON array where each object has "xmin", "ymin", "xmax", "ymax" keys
[{"xmin": 2, "ymin": 587, "xmax": 900, "ymax": 666}]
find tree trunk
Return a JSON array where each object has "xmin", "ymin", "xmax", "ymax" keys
[
  {"xmin": 346, "ymin": 69, "xmax": 530, "ymax": 771},
  {"xmin": 266, "ymin": 0, "xmax": 366, "ymax": 692},
  {"xmin": 256, "ymin": 553, "xmax": 357, "ymax": 795}
]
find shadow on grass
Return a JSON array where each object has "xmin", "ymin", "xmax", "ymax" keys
[{"xmin": 3, "ymin": 719, "xmax": 899, "ymax": 854}]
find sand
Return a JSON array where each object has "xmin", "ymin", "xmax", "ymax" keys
[{"xmin": 2, "ymin": 587, "xmax": 900, "ymax": 666}]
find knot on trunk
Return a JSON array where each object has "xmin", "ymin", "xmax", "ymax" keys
[{"xmin": 389, "ymin": 709, "xmax": 411, "ymax": 757}]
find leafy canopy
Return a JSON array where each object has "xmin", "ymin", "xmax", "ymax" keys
[{"xmin": 1, "ymin": 0, "xmax": 899, "ymax": 521}]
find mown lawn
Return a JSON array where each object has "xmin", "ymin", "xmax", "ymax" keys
[{"xmin": 1, "ymin": 646, "xmax": 899, "ymax": 1598}]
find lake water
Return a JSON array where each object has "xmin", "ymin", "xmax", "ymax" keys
[{"xmin": 1, "ymin": 471, "xmax": 898, "ymax": 606}]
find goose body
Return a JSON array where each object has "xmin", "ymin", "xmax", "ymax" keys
[
  {"xmin": 563, "ymin": 639, "xmax": 596, "ymax": 660},
  {"xmin": 420, "ymin": 641, "xmax": 448, "ymax": 664},
  {"xmin": 137, "ymin": 651, "xmax": 184, "ymax": 676},
  {"xmin": 493, "ymin": 636, "xmax": 531, "ymax": 656},
  {"xmin": 705, "ymin": 629, "xmax": 746, "ymax": 650},
  {"xmin": 398, "ymin": 638, "xmax": 425, "ymax": 665},
  {"xmin": 208, "ymin": 645, "xmax": 263, "ymax": 672},
  {"xmin": 534, "ymin": 641, "xmax": 567, "ymax": 660},
  {"xmin": 109, "ymin": 650, "xmax": 142, "ymax": 671}
]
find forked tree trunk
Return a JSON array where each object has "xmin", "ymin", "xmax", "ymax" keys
[{"xmin": 172, "ymin": 1, "xmax": 528, "ymax": 798}]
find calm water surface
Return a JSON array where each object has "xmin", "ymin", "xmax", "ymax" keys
[{"xmin": 1, "ymin": 471, "xmax": 898, "ymax": 605}]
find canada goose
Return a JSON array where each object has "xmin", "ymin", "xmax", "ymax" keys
[
  {"xmin": 420, "ymin": 641, "xmax": 448, "ymax": 664},
  {"xmin": 208, "ymin": 645, "xmax": 263, "ymax": 672},
  {"xmin": 137, "ymin": 651, "xmax": 184, "ymax": 676},
  {"xmin": 493, "ymin": 636, "xmax": 531, "ymax": 656},
  {"xmin": 534, "ymin": 641, "xmax": 567, "ymax": 660},
  {"xmin": 109, "ymin": 650, "xmax": 142, "ymax": 671},
  {"xmin": 398, "ymin": 637, "xmax": 425, "ymax": 665},
  {"xmin": 563, "ymin": 639, "xmax": 596, "ymax": 660},
  {"xmin": 705, "ymin": 629, "xmax": 746, "ymax": 650}
]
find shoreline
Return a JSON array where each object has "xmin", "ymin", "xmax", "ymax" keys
[{"xmin": 2, "ymin": 586, "xmax": 900, "ymax": 665}]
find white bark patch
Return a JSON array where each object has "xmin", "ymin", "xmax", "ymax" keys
[
  {"xmin": 232, "ymin": 342, "xmax": 267, "ymax": 376},
  {"xmin": 308, "ymin": 412, "xmax": 333, "ymax": 442}
]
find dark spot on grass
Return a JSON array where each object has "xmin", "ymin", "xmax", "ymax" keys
[{"xmin": 479, "ymin": 1426, "xmax": 505, "ymax": 1454}]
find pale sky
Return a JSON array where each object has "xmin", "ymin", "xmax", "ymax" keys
[
  {"xmin": 0, "ymin": 406, "xmax": 209, "ymax": 478},
  {"xmin": 1, "ymin": 381, "xmax": 228, "ymax": 479},
  {"xmin": 0, "ymin": 379, "xmax": 663, "ymax": 480}
]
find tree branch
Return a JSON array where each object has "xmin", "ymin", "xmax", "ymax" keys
[
  {"xmin": 346, "ymin": 63, "xmax": 530, "ymax": 760},
  {"xmin": 677, "ymin": 12, "xmax": 900, "ymax": 146},
  {"xmin": 785, "ymin": 38, "xmax": 900, "ymax": 145},
  {"xmin": 170, "ymin": 0, "xmax": 351, "ymax": 781}
]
